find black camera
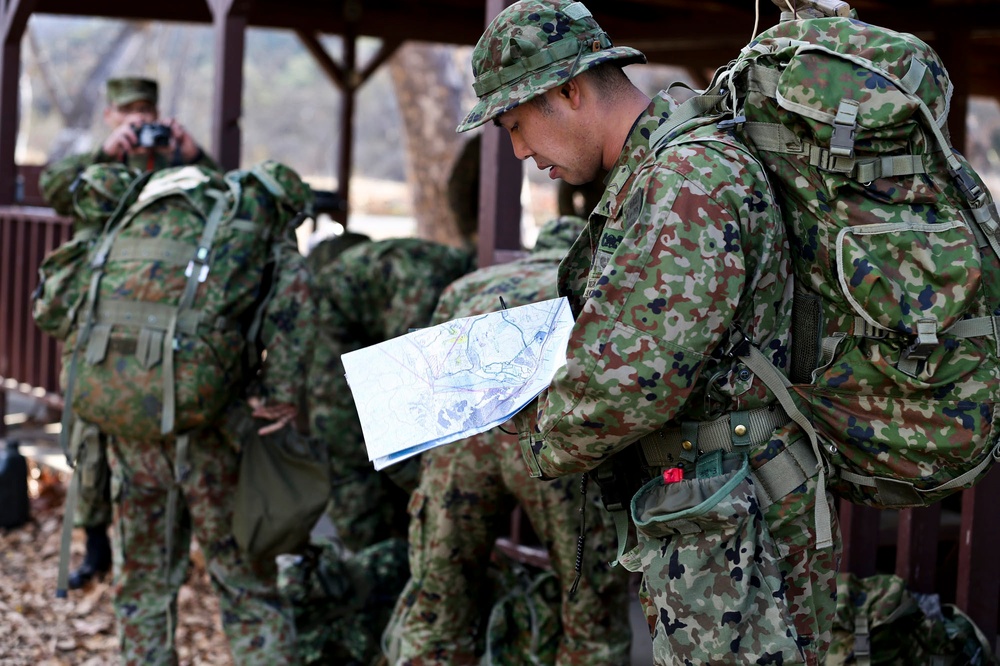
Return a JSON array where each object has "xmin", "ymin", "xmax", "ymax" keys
[{"xmin": 135, "ymin": 123, "xmax": 172, "ymax": 148}]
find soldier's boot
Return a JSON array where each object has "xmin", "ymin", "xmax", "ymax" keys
[{"xmin": 68, "ymin": 524, "xmax": 112, "ymax": 589}]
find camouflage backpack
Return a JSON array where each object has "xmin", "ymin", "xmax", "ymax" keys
[
  {"xmin": 59, "ymin": 160, "xmax": 310, "ymax": 441},
  {"xmin": 653, "ymin": 0, "xmax": 1000, "ymax": 519},
  {"xmin": 827, "ymin": 573, "xmax": 998, "ymax": 665},
  {"xmin": 32, "ymin": 163, "xmax": 140, "ymax": 341}
]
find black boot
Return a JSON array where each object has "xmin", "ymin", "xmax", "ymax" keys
[{"xmin": 68, "ymin": 524, "xmax": 112, "ymax": 590}]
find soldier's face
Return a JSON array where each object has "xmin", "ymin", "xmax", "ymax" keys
[
  {"xmin": 495, "ymin": 87, "xmax": 602, "ymax": 186},
  {"xmin": 105, "ymin": 100, "xmax": 158, "ymax": 130}
]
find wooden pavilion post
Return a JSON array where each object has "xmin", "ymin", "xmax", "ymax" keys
[
  {"xmin": 208, "ymin": 0, "xmax": 247, "ymax": 170},
  {"xmin": 0, "ymin": 0, "xmax": 36, "ymax": 205},
  {"xmin": 477, "ymin": 0, "xmax": 522, "ymax": 268}
]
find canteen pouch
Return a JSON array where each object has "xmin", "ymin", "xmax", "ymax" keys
[{"xmin": 618, "ymin": 453, "xmax": 803, "ymax": 663}]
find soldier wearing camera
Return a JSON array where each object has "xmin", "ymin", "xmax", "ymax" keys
[{"xmin": 37, "ymin": 76, "xmax": 218, "ymax": 592}]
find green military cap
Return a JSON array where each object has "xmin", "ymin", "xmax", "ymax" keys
[
  {"xmin": 458, "ymin": 0, "xmax": 645, "ymax": 132},
  {"xmin": 106, "ymin": 76, "xmax": 158, "ymax": 107}
]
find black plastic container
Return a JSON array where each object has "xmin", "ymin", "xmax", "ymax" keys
[{"xmin": 0, "ymin": 439, "xmax": 31, "ymax": 528}]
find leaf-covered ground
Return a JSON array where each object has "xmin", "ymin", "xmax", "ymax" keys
[{"xmin": 0, "ymin": 461, "xmax": 234, "ymax": 665}]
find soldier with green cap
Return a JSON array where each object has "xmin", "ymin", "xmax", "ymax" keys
[
  {"xmin": 460, "ymin": 2, "xmax": 840, "ymax": 665},
  {"xmin": 36, "ymin": 76, "xmax": 218, "ymax": 592},
  {"xmin": 383, "ymin": 215, "xmax": 633, "ymax": 666},
  {"xmin": 39, "ymin": 75, "xmax": 217, "ymax": 217}
]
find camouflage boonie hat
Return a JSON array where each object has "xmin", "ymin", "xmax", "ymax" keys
[
  {"xmin": 533, "ymin": 214, "xmax": 585, "ymax": 252},
  {"xmin": 106, "ymin": 76, "xmax": 158, "ymax": 107},
  {"xmin": 458, "ymin": 0, "xmax": 645, "ymax": 132}
]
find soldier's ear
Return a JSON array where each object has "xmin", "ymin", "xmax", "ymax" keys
[{"xmin": 560, "ymin": 79, "xmax": 583, "ymax": 110}]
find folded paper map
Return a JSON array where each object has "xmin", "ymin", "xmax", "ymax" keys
[{"xmin": 341, "ymin": 297, "xmax": 573, "ymax": 470}]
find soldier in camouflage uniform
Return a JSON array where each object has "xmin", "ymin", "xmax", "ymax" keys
[
  {"xmin": 38, "ymin": 76, "xmax": 217, "ymax": 591},
  {"xmin": 97, "ymin": 164, "xmax": 314, "ymax": 665},
  {"xmin": 385, "ymin": 215, "xmax": 633, "ymax": 666},
  {"xmin": 308, "ymin": 239, "xmax": 475, "ymax": 552},
  {"xmin": 459, "ymin": 2, "xmax": 840, "ymax": 664},
  {"xmin": 40, "ymin": 76, "xmax": 217, "ymax": 216}
]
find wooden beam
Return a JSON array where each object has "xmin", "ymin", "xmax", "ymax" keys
[
  {"xmin": 296, "ymin": 30, "xmax": 346, "ymax": 90},
  {"xmin": 477, "ymin": 0, "xmax": 522, "ymax": 269},
  {"xmin": 838, "ymin": 501, "xmax": 881, "ymax": 578},
  {"xmin": 208, "ymin": 0, "xmax": 248, "ymax": 169},
  {"xmin": 957, "ymin": 470, "xmax": 1000, "ymax": 650},
  {"xmin": 895, "ymin": 504, "xmax": 941, "ymax": 594},
  {"xmin": 0, "ymin": 0, "xmax": 37, "ymax": 205},
  {"xmin": 335, "ymin": 27, "xmax": 356, "ymax": 227}
]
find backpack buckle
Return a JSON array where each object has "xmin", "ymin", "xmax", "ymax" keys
[
  {"xmin": 830, "ymin": 99, "xmax": 860, "ymax": 157},
  {"xmin": 723, "ymin": 325, "xmax": 752, "ymax": 359},
  {"xmin": 903, "ymin": 318, "xmax": 938, "ymax": 361},
  {"xmin": 717, "ymin": 115, "xmax": 746, "ymax": 130}
]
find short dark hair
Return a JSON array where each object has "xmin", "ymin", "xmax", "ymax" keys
[{"xmin": 581, "ymin": 62, "xmax": 629, "ymax": 98}]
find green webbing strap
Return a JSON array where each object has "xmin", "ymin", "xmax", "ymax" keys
[
  {"xmin": 159, "ymin": 313, "xmax": 181, "ymax": 436},
  {"xmin": 853, "ymin": 614, "xmax": 871, "ymax": 666},
  {"xmin": 160, "ymin": 190, "xmax": 232, "ymax": 436},
  {"xmin": 107, "ymin": 237, "xmax": 196, "ymax": 266},
  {"xmin": 737, "ymin": 343, "xmax": 834, "ymax": 549},
  {"xmin": 163, "ymin": 433, "xmax": 189, "ymax": 656},
  {"xmin": 55, "ymin": 451, "xmax": 82, "ymax": 598},
  {"xmin": 853, "ymin": 154, "xmax": 927, "ymax": 183},
  {"xmin": 609, "ymin": 506, "xmax": 632, "ymax": 568},
  {"xmin": 837, "ymin": 439, "xmax": 1000, "ymax": 508},
  {"xmin": 647, "ymin": 91, "xmax": 728, "ymax": 149},
  {"xmin": 93, "ymin": 301, "xmax": 221, "ymax": 337},
  {"xmin": 751, "ymin": 438, "xmax": 819, "ymax": 508}
]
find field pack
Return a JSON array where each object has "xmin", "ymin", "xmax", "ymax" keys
[
  {"xmin": 646, "ymin": 0, "xmax": 1000, "ymax": 518},
  {"xmin": 38, "ymin": 159, "xmax": 309, "ymax": 441}
]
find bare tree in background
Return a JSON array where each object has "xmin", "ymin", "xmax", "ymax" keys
[
  {"xmin": 26, "ymin": 21, "xmax": 147, "ymax": 162},
  {"xmin": 389, "ymin": 42, "xmax": 467, "ymax": 246}
]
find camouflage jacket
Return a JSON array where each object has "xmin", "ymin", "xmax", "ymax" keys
[
  {"xmin": 39, "ymin": 147, "xmax": 219, "ymax": 217},
  {"xmin": 257, "ymin": 234, "xmax": 316, "ymax": 406},
  {"xmin": 308, "ymin": 238, "xmax": 475, "ymax": 439},
  {"xmin": 521, "ymin": 91, "xmax": 795, "ymax": 478},
  {"xmin": 431, "ymin": 216, "xmax": 585, "ymax": 324}
]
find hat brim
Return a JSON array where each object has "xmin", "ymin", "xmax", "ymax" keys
[
  {"xmin": 457, "ymin": 46, "xmax": 645, "ymax": 133},
  {"xmin": 111, "ymin": 91, "xmax": 157, "ymax": 107}
]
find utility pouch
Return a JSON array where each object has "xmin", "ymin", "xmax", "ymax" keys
[{"xmin": 618, "ymin": 453, "xmax": 804, "ymax": 664}]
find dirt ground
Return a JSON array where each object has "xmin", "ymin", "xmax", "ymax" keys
[{"xmin": 0, "ymin": 461, "xmax": 233, "ymax": 665}]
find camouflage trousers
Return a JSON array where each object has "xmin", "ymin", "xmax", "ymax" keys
[
  {"xmin": 384, "ymin": 430, "xmax": 633, "ymax": 666},
  {"xmin": 619, "ymin": 430, "xmax": 841, "ymax": 666},
  {"xmin": 106, "ymin": 425, "xmax": 298, "ymax": 665}
]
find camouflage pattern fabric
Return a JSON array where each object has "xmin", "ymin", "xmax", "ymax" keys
[
  {"xmin": 278, "ymin": 537, "xmax": 409, "ymax": 665},
  {"xmin": 305, "ymin": 231, "xmax": 372, "ymax": 275},
  {"xmin": 307, "ymin": 238, "xmax": 475, "ymax": 552},
  {"xmin": 68, "ymin": 420, "xmax": 113, "ymax": 527},
  {"xmin": 512, "ymin": 92, "xmax": 840, "ymax": 662},
  {"xmin": 384, "ymin": 216, "xmax": 632, "ymax": 666},
  {"xmin": 457, "ymin": 0, "xmax": 644, "ymax": 132},
  {"xmin": 106, "ymin": 420, "xmax": 297, "ymax": 665},
  {"xmin": 53, "ymin": 162, "xmax": 315, "ymax": 662},
  {"xmin": 826, "ymin": 573, "xmax": 1000, "ymax": 666},
  {"xmin": 718, "ymin": 16, "xmax": 1000, "ymax": 509},
  {"xmin": 39, "ymin": 141, "xmax": 218, "ymax": 217},
  {"xmin": 64, "ymin": 162, "xmax": 314, "ymax": 438}
]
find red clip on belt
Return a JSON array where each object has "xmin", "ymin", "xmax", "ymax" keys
[{"xmin": 662, "ymin": 468, "xmax": 684, "ymax": 483}]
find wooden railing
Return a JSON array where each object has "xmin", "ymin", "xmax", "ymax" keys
[
  {"xmin": 0, "ymin": 205, "xmax": 72, "ymax": 396},
  {"xmin": 1, "ymin": 206, "xmax": 998, "ymax": 651}
]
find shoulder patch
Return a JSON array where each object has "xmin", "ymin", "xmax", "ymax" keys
[{"xmin": 623, "ymin": 192, "xmax": 643, "ymax": 227}]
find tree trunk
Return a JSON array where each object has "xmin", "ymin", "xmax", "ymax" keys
[{"xmin": 388, "ymin": 42, "xmax": 466, "ymax": 246}]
